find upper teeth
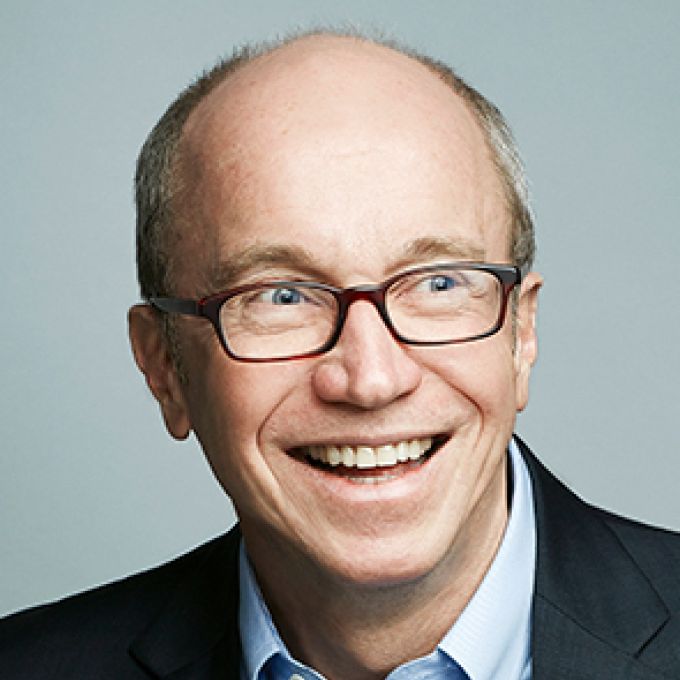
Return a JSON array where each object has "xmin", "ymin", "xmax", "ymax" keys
[{"xmin": 305, "ymin": 438, "xmax": 433, "ymax": 469}]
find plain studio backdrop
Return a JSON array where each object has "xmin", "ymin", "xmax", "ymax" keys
[{"xmin": 1, "ymin": 1, "xmax": 679, "ymax": 616}]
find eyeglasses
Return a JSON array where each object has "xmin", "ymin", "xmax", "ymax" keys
[{"xmin": 150, "ymin": 262, "xmax": 522, "ymax": 362}]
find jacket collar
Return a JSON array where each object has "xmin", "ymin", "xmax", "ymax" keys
[
  {"xmin": 129, "ymin": 528, "xmax": 242, "ymax": 679},
  {"xmin": 518, "ymin": 437, "xmax": 671, "ymax": 678}
]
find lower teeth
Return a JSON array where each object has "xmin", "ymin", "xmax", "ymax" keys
[{"xmin": 346, "ymin": 473, "xmax": 400, "ymax": 484}]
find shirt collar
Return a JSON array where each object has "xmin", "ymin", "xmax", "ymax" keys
[
  {"xmin": 239, "ymin": 437, "xmax": 536, "ymax": 680},
  {"xmin": 439, "ymin": 437, "xmax": 536, "ymax": 679},
  {"xmin": 238, "ymin": 545, "xmax": 286, "ymax": 680}
]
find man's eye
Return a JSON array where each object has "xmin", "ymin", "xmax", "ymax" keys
[
  {"xmin": 265, "ymin": 287, "xmax": 303, "ymax": 305},
  {"xmin": 423, "ymin": 274, "xmax": 459, "ymax": 292}
]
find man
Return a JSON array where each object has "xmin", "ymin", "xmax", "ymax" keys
[{"xmin": 2, "ymin": 31, "xmax": 679, "ymax": 679}]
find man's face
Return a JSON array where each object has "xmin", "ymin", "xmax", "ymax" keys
[{"xmin": 159, "ymin": 38, "xmax": 540, "ymax": 587}]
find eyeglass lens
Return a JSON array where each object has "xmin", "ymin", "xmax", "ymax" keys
[{"xmin": 219, "ymin": 267, "xmax": 505, "ymax": 360}]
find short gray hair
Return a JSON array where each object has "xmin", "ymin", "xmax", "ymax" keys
[{"xmin": 134, "ymin": 30, "xmax": 535, "ymax": 300}]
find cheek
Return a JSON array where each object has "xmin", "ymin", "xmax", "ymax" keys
[
  {"xmin": 183, "ymin": 354, "xmax": 306, "ymax": 485},
  {"xmin": 425, "ymin": 338, "xmax": 518, "ymax": 425}
]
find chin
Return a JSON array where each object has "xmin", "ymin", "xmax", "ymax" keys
[{"xmin": 311, "ymin": 533, "xmax": 455, "ymax": 590}]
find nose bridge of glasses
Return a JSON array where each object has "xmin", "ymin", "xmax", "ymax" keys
[{"xmin": 334, "ymin": 285, "xmax": 397, "ymax": 340}]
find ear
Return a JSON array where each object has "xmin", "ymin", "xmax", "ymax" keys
[
  {"xmin": 128, "ymin": 304, "xmax": 191, "ymax": 440},
  {"xmin": 514, "ymin": 272, "xmax": 543, "ymax": 412}
]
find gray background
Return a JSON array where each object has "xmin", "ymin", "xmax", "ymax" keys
[{"xmin": 2, "ymin": 1, "xmax": 678, "ymax": 616}]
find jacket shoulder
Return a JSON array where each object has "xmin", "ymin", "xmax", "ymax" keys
[
  {"xmin": 577, "ymin": 505, "xmax": 680, "ymax": 675},
  {"xmin": 599, "ymin": 508, "xmax": 680, "ymax": 609},
  {"xmin": 518, "ymin": 435, "xmax": 680, "ymax": 676},
  {"xmin": 0, "ymin": 530, "xmax": 240, "ymax": 679}
]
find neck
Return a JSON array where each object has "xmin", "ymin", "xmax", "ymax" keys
[{"xmin": 245, "ymin": 461, "xmax": 508, "ymax": 680}]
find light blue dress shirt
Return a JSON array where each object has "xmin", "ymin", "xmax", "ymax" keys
[{"xmin": 239, "ymin": 438, "xmax": 536, "ymax": 680}]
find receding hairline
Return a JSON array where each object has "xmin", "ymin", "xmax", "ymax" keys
[
  {"xmin": 175, "ymin": 32, "xmax": 490, "ymax": 199},
  {"xmin": 172, "ymin": 32, "xmax": 510, "ymax": 240},
  {"xmin": 135, "ymin": 28, "xmax": 534, "ymax": 302},
  {"xmin": 183, "ymin": 33, "xmax": 466, "ymax": 131}
]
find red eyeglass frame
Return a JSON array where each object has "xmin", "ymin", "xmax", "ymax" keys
[{"xmin": 149, "ymin": 262, "xmax": 522, "ymax": 362}]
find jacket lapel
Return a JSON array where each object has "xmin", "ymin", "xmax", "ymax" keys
[
  {"xmin": 519, "ymin": 439, "xmax": 670, "ymax": 679},
  {"xmin": 129, "ymin": 528, "xmax": 242, "ymax": 679}
]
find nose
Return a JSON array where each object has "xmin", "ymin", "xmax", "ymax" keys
[{"xmin": 311, "ymin": 300, "xmax": 422, "ymax": 409}]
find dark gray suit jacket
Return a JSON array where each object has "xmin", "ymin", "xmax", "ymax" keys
[{"xmin": 2, "ymin": 439, "xmax": 680, "ymax": 679}]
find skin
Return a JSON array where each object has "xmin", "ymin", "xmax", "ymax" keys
[{"xmin": 129, "ymin": 36, "xmax": 542, "ymax": 679}]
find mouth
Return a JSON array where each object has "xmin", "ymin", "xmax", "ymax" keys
[{"xmin": 289, "ymin": 434, "xmax": 449, "ymax": 484}]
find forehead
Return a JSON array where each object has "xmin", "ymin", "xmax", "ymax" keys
[{"xmin": 175, "ymin": 37, "xmax": 510, "ymax": 289}]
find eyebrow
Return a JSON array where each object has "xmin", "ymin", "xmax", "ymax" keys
[
  {"xmin": 209, "ymin": 244, "xmax": 320, "ymax": 290},
  {"xmin": 392, "ymin": 236, "xmax": 487, "ymax": 270},
  {"xmin": 209, "ymin": 235, "xmax": 487, "ymax": 291}
]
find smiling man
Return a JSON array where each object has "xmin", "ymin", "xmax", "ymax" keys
[{"xmin": 2, "ymin": 31, "xmax": 680, "ymax": 680}]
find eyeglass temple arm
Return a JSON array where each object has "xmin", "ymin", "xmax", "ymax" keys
[{"xmin": 149, "ymin": 297, "xmax": 201, "ymax": 317}]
